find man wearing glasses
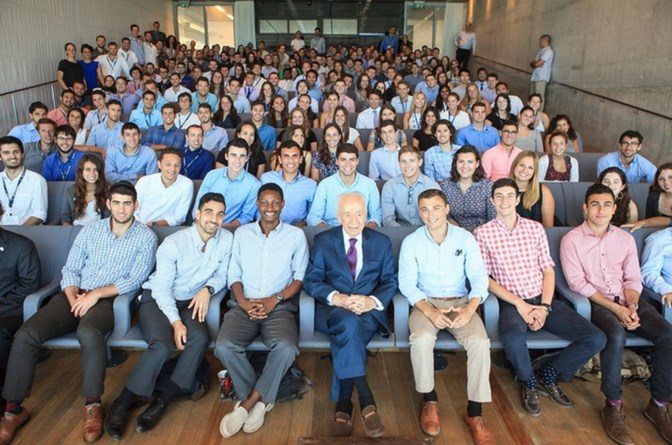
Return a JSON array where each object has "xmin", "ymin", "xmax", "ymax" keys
[{"xmin": 596, "ymin": 130, "xmax": 656, "ymax": 184}]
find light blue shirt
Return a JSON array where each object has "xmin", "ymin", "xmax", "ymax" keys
[
  {"xmin": 130, "ymin": 37, "xmax": 145, "ymax": 65},
  {"xmin": 191, "ymin": 92, "xmax": 219, "ymax": 113},
  {"xmin": 381, "ymin": 173, "xmax": 440, "ymax": 227},
  {"xmin": 261, "ymin": 171, "xmax": 317, "ymax": 225},
  {"xmin": 640, "ymin": 228, "xmax": 672, "ymax": 295},
  {"xmin": 104, "ymin": 144, "xmax": 159, "ymax": 182},
  {"xmin": 369, "ymin": 146, "xmax": 402, "ymax": 181},
  {"xmin": 202, "ymin": 125, "xmax": 229, "ymax": 152},
  {"xmin": 391, "ymin": 96, "xmax": 412, "ymax": 115},
  {"xmin": 144, "ymin": 225, "xmax": 233, "ymax": 324},
  {"xmin": 8, "ymin": 122, "xmax": 39, "ymax": 144},
  {"xmin": 86, "ymin": 121, "xmax": 123, "ymax": 150},
  {"xmin": 423, "ymin": 144, "xmax": 460, "ymax": 182},
  {"xmin": 415, "ymin": 82, "xmax": 439, "ymax": 104},
  {"xmin": 307, "ymin": 172, "xmax": 382, "ymax": 226},
  {"xmin": 194, "ymin": 167, "xmax": 260, "ymax": 224},
  {"xmin": 531, "ymin": 46, "xmax": 554, "ymax": 82},
  {"xmin": 228, "ymin": 222, "xmax": 309, "ymax": 298},
  {"xmin": 257, "ymin": 125, "xmax": 278, "ymax": 151},
  {"xmin": 232, "ymin": 95, "xmax": 251, "ymax": 113},
  {"xmin": 399, "ymin": 224, "xmax": 489, "ymax": 306},
  {"xmin": 129, "ymin": 108, "xmax": 162, "ymax": 130},
  {"xmin": 596, "ymin": 151, "xmax": 657, "ymax": 184},
  {"xmin": 456, "ymin": 124, "xmax": 500, "ymax": 154}
]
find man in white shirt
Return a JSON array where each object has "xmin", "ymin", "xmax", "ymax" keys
[
  {"xmin": 96, "ymin": 42, "xmax": 130, "ymax": 84},
  {"xmin": 355, "ymin": 91, "xmax": 382, "ymax": 130},
  {"xmin": 175, "ymin": 93, "xmax": 201, "ymax": 131},
  {"xmin": 163, "ymin": 73, "xmax": 190, "ymax": 103},
  {"xmin": 0, "ymin": 136, "xmax": 48, "ymax": 225},
  {"xmin": 135, "ymin": 148, "xmax": 194, "ymax": 227},
  {"xmin": 118, "ymin": 38, "xmax": 140, "ymax": 71},
  {"xmin": 454, "ymin": 23, "xmax": 476, "ymax": 70},
  {"xmin": 529, "ymin": 34, "xmax": 554, "ymax": 111}
]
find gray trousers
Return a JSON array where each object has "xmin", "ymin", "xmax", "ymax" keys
[
  {"xmin": 126, "ymin": 292, "xmax": 209, "ymax": 397},
  {"xmin": 3, "ymin": 292, "xmax": 113, "ymax": 401},
  {"xmin": 214, "ymin": 302, "xmax": 298, "ymax": 404}
]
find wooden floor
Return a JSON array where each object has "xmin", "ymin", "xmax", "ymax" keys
[{"xmin": 9, "ymin": 349, "xmax": 667, "ymax": 445}]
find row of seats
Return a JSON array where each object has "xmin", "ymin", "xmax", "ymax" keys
[{"xmin": 5, "ymin": 225, "xmax": 669, "ymax": 363}]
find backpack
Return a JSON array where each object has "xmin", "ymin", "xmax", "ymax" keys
[
  {"xmin": 154, "ymin": 357, "xmax": 211, "ymax": 401},
  {"xmin": 219, "ymin": 351, "xmax": 313, "ymax": 403}
]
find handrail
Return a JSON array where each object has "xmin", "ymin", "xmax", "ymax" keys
[
  {"xmin": 0, "ymin": 80, "xmax": 58, "ymax": 98},
  {"xmin": 473, "ymin": 55, "xmax": 672, "ymax": 122}
]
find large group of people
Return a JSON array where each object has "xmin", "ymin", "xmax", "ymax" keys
[{"xmin": 0, "ymin": 18, "xmax": 671, "ymax": 445}]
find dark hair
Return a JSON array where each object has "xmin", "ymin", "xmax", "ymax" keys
[
  {"xmin": 227, "ymin": 137, "xmax": 251, "ymax": 155},
  {"xmin": 491, "ymin": 178, "xmax": 519, "ymax": 198},
  {"xmin": 142, "ymin": 90, "xmax": 156, "ymax": 100},
  {"xmin": 29, "ymin": 101, "xmax": 48, "ymax": 114},
  {"xmin": 161, "ymin": 103, "xmax": 177, "ymax": 113},
  {"xmin": 494, "ymin": 93, "xmax": 511, "ymax": 114},
  {"xmin": 336, "ymin": 143, "xmax": 359, "ymax": 159},
  {"xmin": 121, "ymin": 122, "xmax": 140, "ymax": 134},
  {"xmin": 501, "ymin": 119, "xmax": 518, "ymax": 130},
  {"xmin": 177, "ymin": 92, "xmax": 192, "ymax": 102},
  {"xmin": 80, "ymin": 43, "xmax": 94, "ymax": 53},
  {"xmin": 584, "ymin": 183, "xmax": 615, "ymax": 204},
  {"xmin": 198, "ymin": 192, "xmax": 225, "ymax": 210},
  {"xmin": 258, "ymin": 182, "xmax": 284, "ymax": 201},
  {"xmin": 74, "ymin": 154, "xmax": 107, "ymax": 219},
  {"xmin": 107, "ymin": 99, "xmax": 122, "ymax": 108},
  {"xmin": 434, "ymin": 119, "xmax": 456, "ymax": 144},
  {"xmin": 0, "ymin": 136, "xmax": 24, "ymax": 154},
  {"xmin": 108, "ymin": 180, "xmax": 137, "ymax": 202},
  {"xmin": 282, "ymin": 125, "xmax": 310, "ymax": 153},
  {"xmin": 197, "ymin": 102, "xmax": 212, "ymax": 112},
  {"xmin": 213, "ymin": 95, "xmax": 240, "ymax": 125},
  {"xmin": 158, "ymin": 148, "xmax": 183, "ymax": 162},
  {"xmin": 449, "ymin": 145, "xmax": 486, "ymax": 183},
  {"xmin": 650, "ymin": 163, "xmax": 672, "ymax": 192},
  {"xmin": 235, "ymin": 122, "xmax": 262, "ymax": 157},
  {"xmin": 319, "ymin": 123, "xmax": 343, "ymax": 165},
  {"xmin": 60, "ymin": 89, "xmax": 75, "ymax": 99},
  {"xmin": 55, "ymin": 125, "xmax": 76, "ymax": 139},
  {"xmin": 471, "ymin": 101, "xmax": 487, "ymax": 112},
  {"xmin": 618, "ymin": 130, "xmax": 643, "ymax": 145},
  {"xmin": 595, "ymin": 167, "xmax": 631, "ymax": 226},
  {"xmin": 418, "ymin": 188, "xmax": 447, "ymax": 205},
  {"xmin": 67, "ymin": 108, "xmax": 86, "ymax": 129},
  {"xmin": 548, "ymin": 114, "xmax": 577, "ymax": 140}
]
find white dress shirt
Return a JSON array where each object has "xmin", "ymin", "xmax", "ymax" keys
[{"xmin": 135, "ymin": 174, "xmax": 194, "ymax": 226}]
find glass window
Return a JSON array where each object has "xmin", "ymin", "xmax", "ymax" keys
[
  {"xmin": 177, "ymin": 6, "xmax": 206, "ymax": 48},
  {"xmin": 289, "ymin": 20, "xmax": 317, "ymax": 34},
  {"xmin": 205, "ymin": 5, "xmax": 235, "ymax": 47},
  {"xmin": 324, "ymin": 19, "xmax": 358, "ymax": 35},
  {"xmin": 259, "ymin": 19, "xmax": 287, "ymax": 34}
]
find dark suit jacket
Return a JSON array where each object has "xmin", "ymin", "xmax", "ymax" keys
[
  {"xmin": 0, "ymin": 229, "xmax": 41, "ymax": 318},
  {"xmin": 303, "ymin": 227, "xmax": 398, "ymax": 331}
]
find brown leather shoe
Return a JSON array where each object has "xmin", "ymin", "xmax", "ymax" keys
[
  {"xmin": 361, "ymin": 404, "xmax": 384, "ymax": 438},
  {"xmin": 83, "ymin": 404, "xmax": 104, "ymax": 443},
  {"xmin": 0, "ymin": 409, "xmax": 29, "ymax": 445},
  {"xmin": 331, "ymin": 411, "xmax": 352, "ymax": 437},
  {"xmin": 420, "ymin": 401, "xmax": 440, "ymax": 437},
  {"xmin": 464, "ymin": 414, "xmax": 495, "ymax": 445},
  {"xmin": 644, "ymin": 399, "xmax": 672, "ymax": 443},
  {"xmin": 601, "ymin": 403, "xmax": 634, "ymax": 445}
]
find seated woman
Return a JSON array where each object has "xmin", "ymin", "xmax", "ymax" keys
[
  {"xmin": 61, "ymin": 154, "xmax": 110, "ymax": 226},
  {"xmin": 439, "ymin": 145, "xmax": 496, "ymax": 232},
  {"xmin": 354, "ymin": 74, "xmax": 371, "ymax": 111},
  {"xmin": 412, "ymin": 106, "xmax": 439, "ymax": 151},
  {"xmin": 514, "ymin": 106, "xmax": 544, "ymax": 153},
  {"xmin": 438, "ymin": 92, "xmax": 470, "ymax": 131},
  {"xmin": 266, "ymin": 95, "xmax": 288, "ymax": 129},
  {"xmin": 485, "ymin": 93, "xmax": 517, "ymax": 130},
  {"xmin": 403, "ymin": 91, "xmax": 427, "ymax": 130},
  {"xmin": 333, "ymin": 106, "xmax": 364, "ymax": 151},
  {"xmin": 366, "ymin": 104, "xmax": 407, "ymax": 151},
  {"xmin": 259, "ymin": 81, "xmax": 275, "ymax": 112},
  {"xmin": 216, "ymin": 121, "xmax": 266, "ymax": 178},
  {"xmin": 269, "ymin": 125, "xmax": 312, "ymax": 177},
  {"xmin": 319, "ymin": 92, "xmax": 339, "ymax": 128},
  {"xmin": 544, "ymin": 114, "xmax": 583, "ymax": 153},
  {"xmin": 640, "ymin": 223, "xmax": 672, "ymax": 306},
  {"xmin": 646, "ymin": 163, "xmax": 672, "ymax": 218},
  {"xmin": 537, "ymin": 132, "xmax": 579, "ymax": 182},
  {"xmin": 461, "ymin": 83, "xmax": 491, "ymax": 115},
  {"xmin": 279, "ymin": 107, "xmax": 318, "ymax": 152},
  {"xmin": 510, "ymin": 150, "xmax": 555, "ymax": 227},
  {"xmin": 311, "ymin": 123, "xmax": 342, "ymax": 182},
  {"xmin": 213, "ymin": 95, "xmax": 241, "ymax": 129},
  {"xmin": 68, "ymin": 107, "xmax": 88, "ymax": 147},
  {"xmin": 435, "ymin": 85, "xmax": 451, "ymax": 113},
  {"xmin": 596, "ymin": 166, "xmax": 638, "ymax": 226},
  {"xmin": 528, "ymin": 93, "xmax": 549, "ymax": 131}
]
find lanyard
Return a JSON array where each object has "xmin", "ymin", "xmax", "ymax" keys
[
  {"xmin": 96, "ymin": 111, "xmax": 108, "ymax": 125},
  {"xmin": 413, "ymin": 113, "xmax": 420, "ymax": 129},
  {"xmin": 447, "ymin": 112, "xmax": 456, "ymax": 124},
  {"xmin": 178, "ymin": 112, "xmax": 192, "ymax": 129},
  {"xmin": 183, "ymin": 148, "xmax": 203, "ymax": 174},
  {"xmin": 2, "ymin": 168, "xmax": 26, "ymax": 209},
  {"xmin": 58, "ymin": 153, "xmax": 76, "ymax": 181},
  {"xmin": 144, "ymin": 112, "xmax": 152, "ymax": 128},
  {"xmin": 107, "ymin": 56, "xmax": 117, "ymax": 72},
  {"xmin": 400, "ymin": 99, "xmax": 408, "ymax": 114}
]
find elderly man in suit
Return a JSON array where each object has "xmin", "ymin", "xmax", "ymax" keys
[{"xmin": 304, "ymin": 192, "xmax": 398, "ymax": 438}]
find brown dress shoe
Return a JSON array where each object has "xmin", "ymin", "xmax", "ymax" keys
[
  {"xmin": 331, "ymin": 411, "xmax": 352, "ymax": 437},
  {"xmin": 420, "ymin": 401, "xmax": 440, "ymax": 437},
  {"xmin": 361, "ymin": 404, "xmax": 384, "ymax": 438},
  {"xmin": 601, "ymin": 403, "xmax": 634, "ymax": 445},
  {"xmin": 644, "ymin": 399, "xmax": 672, "ymax": 444},
  {"xmin": 0, "ymin": 409, "xmax": 29, "ymax": 445},
  {"xmin": 464, "ymin": 414, "xmax": 495, "ymax": 445},
  {"xmin": 83, "ymin": 404, "xmax": 104, "ymax": 443}
]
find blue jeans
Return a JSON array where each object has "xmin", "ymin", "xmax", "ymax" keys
[
  {"xmin": 590, "ymin": 299, "xmax": 672, "ymax": 401},
  {"xmin": 499, "ymin": 296, "xmax": 606, "ymax": 382}
]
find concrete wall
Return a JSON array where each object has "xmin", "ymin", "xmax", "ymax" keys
[{"xmin": 469, "ymin": 0, "xmax": 672, "ymax": 164}]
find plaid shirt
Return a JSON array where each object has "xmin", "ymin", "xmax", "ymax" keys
[{"xmin": 474, "ymin": 216, "xmax": 554, "ymax": 299}]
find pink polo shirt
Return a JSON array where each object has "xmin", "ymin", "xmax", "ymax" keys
[{"xmin": 481, "ymin": 144, "xmax": 523, "ymax": 181}]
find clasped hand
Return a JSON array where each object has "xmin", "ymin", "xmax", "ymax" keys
[
  {"xmin": 243, "ymin": 296, "xmax": 278, "ymax": 320},
  {"xmin": 334, "ymin": 293, "xmax": 376, "ymax": 315},
  {"xmin": 428, "ymin": 305, "xmax": 474, "ymax": 330},
  {"xmin": 70, "ymin": 290, "xmax": 99, "ymax": 318},
  {"xmin": 616, "ymin": 305, "xmax": 640, "ymax": 330},
  {"xmin": 516, "ymin": 301, "xmax": 548, "ymax": 331}
]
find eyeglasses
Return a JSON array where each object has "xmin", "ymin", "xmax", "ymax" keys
[
  {"xmin": 56, "ymin": 136, "xmax": 75, "ymax": 142},
  {"xmin": 620, "ymin": 141, "xmax": 640, "ymax": 147}
]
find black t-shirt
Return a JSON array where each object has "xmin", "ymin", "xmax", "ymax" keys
[
  {"xmin": 58, "ymin": 59, "xmax": 84, "ymax": 87},
  {"xmin": 413, "ymin": 130, "xmax": 437, "ymax": 151}
]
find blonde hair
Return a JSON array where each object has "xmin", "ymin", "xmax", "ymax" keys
[{"xmin": 509, "ymin": 150, "xmax": 540, "ymax": 210}]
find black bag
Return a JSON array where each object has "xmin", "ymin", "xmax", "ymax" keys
[
  {"xmin": 154, "ymin": 357, "xmax": 211, "ymax": 401},
  {"xmin": 219, "ymin": 351, "xmax": 312, "ymax": 403}
]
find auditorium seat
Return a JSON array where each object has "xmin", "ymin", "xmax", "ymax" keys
[
  {"xmin": 46, "ymin": 181, "xmax": 71, "ymax": 225},
  {"xmin": 575, "ymin": 152, "xmax": 602, "ymax": 182}
]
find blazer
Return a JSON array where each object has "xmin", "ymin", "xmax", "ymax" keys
[
  {"xmin": 303, "ymin": 227, "xmax": 398, "ymax": 331},
  {"xmin": 0, "ymin": 228, "xmax": 41, "ymax": 318}
]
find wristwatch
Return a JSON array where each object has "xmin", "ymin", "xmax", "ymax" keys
[
  {"xmin": 275, "ymin": 292, "xmax": 285, "ymax": 302},
  {"xmin": 205, "ymin": 285, "xmax": 215, "ymax": 296},
  {"xmin": 541, "ymin": 303, "xmax": 552, "ymax": 314},
  {"xmin": 628, "ymin": 302, "xmax": 639, "ymax": 310}
]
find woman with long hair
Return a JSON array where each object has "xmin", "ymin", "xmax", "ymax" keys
[
  {"xmin": 528, "ymin": 93, "xmax": 549, "ymax": 131},
  {"xmin": 537, "ymin": 132, "xmax": 579, "ymax": 182},
  {"xmin": 332, "ymin": 106, "xmax": 363, "ymax": 151},
  {"xmin": 354, "ymin": 74, "xmax": 371, "ymax": 111},
  {"xmin": 280, "ymin": 107, "xmax": 318, "ymax": 152},
  {"xmin": 646, "ymin": 163, "xmax": 672, "ymax": 218},
  {"xmin": 460, "ymin": 84, "xmax": 491, "ymax": 115},
  {"xmin": 311, "ymin": 123, "xmax": 342, "ymax": 182},
  {"xmin": 319, "ymin": 92, "xmax": 340, "ymax": 128},
  {"xmin": 412, "ymin": 106, "xmax": 439, "ymax": 151},
  {"xmin": 67, "ymin": 107, "xmax": 88, "ymax": 146},
  {"xmin": 213, "ymin": 95, "xmax": 241, "ymax": 129},
  {"xmin": 514, "ymin": 106, "xmax": 544, "ymax": 153},
  {"xmin": 215, "ymin": 121, "xmax": 266, "ymax": 178},
  {"xmin": 61, "ymin": 155, "xmax": 109, "ymax": 225},
  {"xmin": 509, "ymin": 150, "xmax": 555, "ymax": 227},
  {"xmin": 485, "ymin": 93, "xmax": 515, "ymax": 129},
  {"xmin": 259, "ymin": 81, "xmax": 275, "ymax": 112},
  {"xmin": 544, "ymin": 114, "xmax": 583, "ymax": 153},
  {"xmin": 165, "ymin": 35, "xmax": 179, "ymax": 59},
  {"xmin": 597, "ymin": 167, "xmax": 638, "ymax": 226},
  {"xmin": 209, "ymin": 70, "xmax": 225, "ymax": 98},
  {"xmin": 439, "ymin": 92, "xmax": 470, "ymax": 131},
  {"xmin": 403, "ymin": 91, "xmax": 427, "ymax": 130},
  {"xmin": 267, "ymin": 96, "xmax": 288, "ymax": 129}
]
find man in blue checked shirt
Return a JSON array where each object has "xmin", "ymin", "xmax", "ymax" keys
[
  {"xmin": 0, "ymin": 181, "xmax": 157, "ymax": 444},
  {"xmin": 141, "ymin": 104, "xmax": 186, "ymax": 151},
  {"xmin": 104, "ymin": 192, "xmax": 232, "ymax": 439}
]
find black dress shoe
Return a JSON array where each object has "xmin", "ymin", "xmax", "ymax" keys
[
  {"xmin": 136, "ymin": 397, "xmax": 167, "ymax": 433},
  {"xmin": 104, "ymin": 402, "xmax": 129, "ymax": 440}
]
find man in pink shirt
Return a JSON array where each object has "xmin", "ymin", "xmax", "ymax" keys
[
  {"xmin": 480, "ymin": 121, "xmax": 522, "ymax": 181},
  {"xmin": 560, "ymin": 183, "xmax": 672, "ymax": 445},
  {"xmin": 46, "ymin": 89, "xmax": 76, "ymax": 127}
]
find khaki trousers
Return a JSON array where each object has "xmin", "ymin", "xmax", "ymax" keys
[
  {"xmin": 530, "ymin": 80, "xmax": 548, "ymax": 111},
  {"xmin": 408, "ymin": 297, "xmax": 492, "ymax": 403}
]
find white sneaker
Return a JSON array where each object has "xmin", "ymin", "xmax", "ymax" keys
[
  {"xmin": 220, "ymin": 401, "xmax": 249, "ymax": 438},
  {"xmin": 243, "ymin": 402, "xmax": 274, "ymax": 434}
]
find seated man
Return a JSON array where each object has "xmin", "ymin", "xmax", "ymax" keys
[
  {"xmin": 129, "ymin": 90, "xmax": 162, "ymax": 131},
  {"xmin": 368, "ymin": 120, "xmax": 402, "ymax": 181},
  {"xmin": 307, "ymin": 144, "xmax": 381, "ymax": 227},
  {"xmin": 596, "ymin": 130, "xmax": 656, "ymax": 184},
  {"xmin": 175, "ymin": 93, "xmax": 201, "ymax": 131},
  {"xmin": 474, "ymin": 178, "xmax": 605, "ymax": 417},
  {"xmin": 560, "ymin": 183, "xmax": 672, "ymax": 445},
  {"xmin": 0, "ymin": 181, "xmax": 157, "ymax": 444},
  {"xmin": 41, "ymin": 125, "xmax": 85, "ymax": 181},
  {"xmin": 194, "ymin": 138, "xmax": 260, "ymax": 228},
  {"xmin": 0, "ymin": 136, "xmax": 47, "ymax": 226},
  {"xmin": 215, "ymin": 183, "xmax": 309, "ymax": 438},
  {"xmin": 7, "ymin": 102, "xmax": 48, "ymax": 144},
  {"xmin": 455, "ymin": 103, "xmax": 500, "ymax": 154},
  {"xmin": 46, "ymin": 89, "xmax": 76, "ymax": 126},
  {"xmin": 0, "ymin": 214, "xmax": 40, "ymax": 410},
  {"xmin": 22, "ymin": 118, "xmax": 57, "ymax": 173},
  {"xmin": 381, "ymin": 145, "xmax": 439, "ymax": 227},
  {"xmin": 304, "ymin": 192, "xmax": 397, "ymax": 438},
  {"xmin": 135, "ymin": 148, "xmax": 193, "ymax": 226},
  {"xmin": 190, "ymin": 77, "xmax": 218, "ymax": 113},
  {"xmin": 355, "ymin": 91, "xmax": 383, "ymax": 130},
  {"xmin": 640, "ymin": 226, "xmax": 672, "ymax": 306},
  {"xmin": 399, "ymin": 189, "xmax": 493, "ymax": 442},
  {"xmin": 141, "ymin": 104, "xmax": 186, "ymax": 151},
  {"xmin": 104, "ymin": 192, "xmax": 232, "ymax": 439},
  {"xmin": 481, "ymin": 120, "xmax": 523, "ymax": 181},
  {"xmin": 250, "ymin": 101, "xmax": 277, "ymax": 151},
  {"xmin": 104, "ymin": 123, "xmax": 159, "ymax": 183},
  {"xmin": 180, "ymin": 125, "xmax": 215, "ymax": 180},
  {"xmin": 260, "ymin": 141, "xmax": 316, "ymax": 226},
  {"xmin": 85, "ymin": 100, "xmax": 124, "ymax": 152},
  {"xmin": 197, "ymin": 103, "xmax": 229, "ymax": 153}
]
